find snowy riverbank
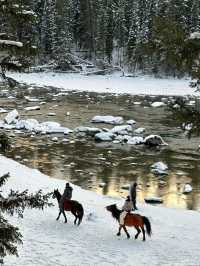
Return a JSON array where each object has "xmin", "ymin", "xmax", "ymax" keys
[
  {"xmin": 8, "ymin": 72, "xmax": 200, "ymax": 96},
  {"xmin": 1, "ymin": 155, "xmax": 199, "ymax": 266}
]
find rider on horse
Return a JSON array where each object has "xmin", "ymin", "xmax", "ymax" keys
[
  {"xmin": 119, "ymin": 195, "xmax": 133, "ymax": 225},
  {"xmin": 59, "ymin": 182, "xmax": 73, "ymax": 211}
]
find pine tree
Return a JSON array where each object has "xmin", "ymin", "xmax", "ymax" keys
[
  {"xmin": 0, "ymin": 0, "xmax": 37, "ymax": 84},
  {"xmin": 105, "ymin": 3, "xmax": 114, "ymax": 63},
  {"xmin": 0, "ymin": 173, "xmax": 52, "ymax": 263}
]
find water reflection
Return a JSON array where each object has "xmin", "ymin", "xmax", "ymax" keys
[{"xmin": 1, "ymin": 90, "xmax": 200, "ymax": 211}]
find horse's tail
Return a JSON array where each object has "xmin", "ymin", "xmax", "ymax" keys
[
  {"xmin": 77, "ymin": 204, "xmax": 84, "ymax": 225},
  {"xmin": 142, "ymin": 216, "xmax": 152, "ymax": 236}
]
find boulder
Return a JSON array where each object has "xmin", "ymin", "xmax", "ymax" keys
[
  {"xmin": 4, "ymin": 109, "xmax": 19, "ymax": 124},
  {"xmin": 144, "ymin": 135, "xmax": 168, "ymax": 147},
  {"xmin": 91, "ymin": 115, "xmax": 123, "ymax": 125},
  {"xmin": 144, "ymin": 197, "xmax": 163, "ymax": 204},
  {"xmin": 95, "ymin": 132, "xmax": 115, "ymax": 142}
]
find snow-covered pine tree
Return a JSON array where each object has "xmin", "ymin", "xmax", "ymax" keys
[
  {"xmin": 40, "ymin": 0, "xmax": 57, "ymax": 58},
  {"xmin": 0, "ymin": 172, "xmax": 52, "ymax": 264},
  {"xmin": 113, "ymin": 0, "xmax": 128, "ymax": 66},
  {"xmin": 105, "ymin": 2, "xmax": 114, "ymax": 63},
  {"xmin": 0, "ymin": 0, "xmax": 37, "ymax": 85}
]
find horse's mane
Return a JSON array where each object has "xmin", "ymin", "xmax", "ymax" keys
[{"xmin": 109, "ymin": 204, "xmax": 121, "ymax": 221}]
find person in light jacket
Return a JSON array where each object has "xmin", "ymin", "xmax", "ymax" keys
[{"xmin": 119, "ymin": 196, "xmax": 133, "ymax": 225}]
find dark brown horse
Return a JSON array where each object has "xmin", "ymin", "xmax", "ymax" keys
[
  {"xmin": 53, "ymin": 189, "xmax": 84, "ymax": 225},
  {"xmin": 106, "ymin": 204, "xmax": 152, "ymax": 241}
]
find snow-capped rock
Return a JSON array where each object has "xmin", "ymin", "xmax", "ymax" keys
[
  {"xmin": 121, "ymin": 184, "xmax": 130, "ymax": 190},
  {"xmin": 151, "ymin": 162, "xmax": 168, "ymax": 171},
  {"xmin": 91, "ymin": 115, "xmax": 124, "ymax": 125},
  {"xmin": 144, "ymin": 135, "xmax": 168, "ymax": 147},
  {"xmin": 99, "ymin": 182, "xmax": 106, "ymax": 188},
  {"xmin": 126, "ymin": 119, "xmax": 136, "ymax": 125},
  {"xmin": 4, "ymin": 109, "xmax": 19, "ymax": 124},
  {"xmin": 144, "ymin": 197, "xmax": 163, "ymax": 204},
  {"xmin": 95, "ymin": 132, "xmax": 115, "ymax": 142},
  {"xmin": 47, "ymin": 112, "xmax": 56, "ymax": 116},
  {"xmin": 151, "ymin": 161, "xmax": 168, "ymax": 176},
  {"xmin": 25, "ymin": 96, "xmax": 40, "ymax": 102},
  {"xmin": 183, "ymin": 184, "xmax": 193, "ymax": 194},
  {"xmin": 151, "ymin": 102, "xmax": 166, "ymax": 107},
  {"xmin": 127, "ymin": 136, "xmax": 144, "ymax": 145},
  {"xmin": 16, "ymin": 119, "xmax": 39, "ymax": 131},
  {"xmin": 75, "ymin": 126, "xmax": 101, "ymax": 136},
  {"xmin": 111, "ymin": 125, "xmax": 132, "ymax": 135},
  {"xmin": 0, "ymin": 108, "xmax": 8, "ymax": 113},
  {"xmin": 24, "ymin": 106, "xmax": 40, "ymax": 111},
  {"xmin": 134, "ymin": 127, "xmax": 145, "ymax": 134},
  {"xmin": 51, "ymin": 137, "xmax": 58, "ymax": 142}
]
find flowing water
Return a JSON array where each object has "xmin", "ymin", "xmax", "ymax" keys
[{"xmin": 1, "ymin": 85, "xmax": 200, "ymax": 211}]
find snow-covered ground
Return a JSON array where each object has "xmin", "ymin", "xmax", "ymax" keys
[
  {"xmin": 9, "ymin": 72, "xmax": 200, "ymax": 96},
  {"xmin": 1, "ymin": 155, "xmax": 200, "ymax": 266}
]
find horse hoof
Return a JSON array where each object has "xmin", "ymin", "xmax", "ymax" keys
[
  {"xmin": 143, "ymin": 239, "xmax": 146, "ymax": 242},
  {"xmin": 127, "ymin": 235, "xmax": 130, "ymax": 239},
  {"xmin": 64, "ymin": 221, "xmax": 67, "ymax": 223},
  {"xmin": 116, "ymin": 233, "xmax": 120, "ymax": 236}
]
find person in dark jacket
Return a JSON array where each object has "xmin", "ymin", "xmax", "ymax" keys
[
  {"xmin": 130, "ymin": 182, "xmax": 138, "ymax": 210},
  {"xmin": 59, "ymin": 182, "xmax": 73, "ymax": 211}
]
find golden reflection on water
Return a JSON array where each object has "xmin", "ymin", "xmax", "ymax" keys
[{"xmin": 3, "ymin": 94, "xmax": 200, "ymax": 212}]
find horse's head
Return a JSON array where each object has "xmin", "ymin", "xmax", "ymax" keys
[
  {"xmin": 106, "ymin": 204, "xmax": 117, "ymax": 212},
  {"xmin": 52, "ymin": 189, "xmax": 59, "ymax": 199}
]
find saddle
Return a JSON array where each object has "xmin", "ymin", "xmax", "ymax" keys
[{"xmin": 64, "ymin": 199, "xmax": 72, "ymax": 211}]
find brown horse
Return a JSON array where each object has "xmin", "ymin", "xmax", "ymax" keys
[
  {"xmin": 106, "ymin": 204, "xmax": 152, "ymax": 241},
  {"xmin": 53, "ymin": 189, "xmax": 84, "ymax": 225}
]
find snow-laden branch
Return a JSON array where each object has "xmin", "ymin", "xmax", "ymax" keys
[
  {"xmin": 0, "ymin": 40, "xmax": 23, "ymax": 48},
  {"xmin": 189, "ymin": 32, "xmax": 200, "ymax": 40}
]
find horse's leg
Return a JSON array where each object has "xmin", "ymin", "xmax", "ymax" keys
[
  {"xmin": 56, "ymin": 211, "xmax": 62, "ymax": 221},
  {"xmin": 123, "ymin": 226, "xmax": 130, "ymax": 239},
  {"xmin": 134, "ymin": 227, "xmax": 141, "ymax": 239},
  {"xmin": 117, "ymin": 225, "xmax": 122, "ymax": 236},
  {"xmin": 71, "ymin": 209, "xmax": 78, "ymax": 225},
  {"xmin": 62, "ymin": 211, "xmax": 67, "ymax": 223},
  {"xmin": 141, "ymin": 226, "xmax": 146, "ymax": 241}
]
